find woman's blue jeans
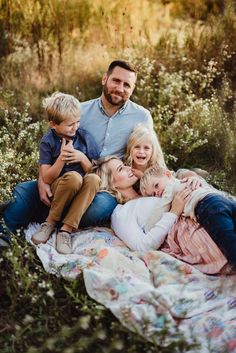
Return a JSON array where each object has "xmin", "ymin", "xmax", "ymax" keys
[
  {"xmin": 195, "ymin": 194, "xmax": 236, "ymax": 265},
  {"xmin": 2, "ymin": 180, "xmax": 118, "ymax": 234}
]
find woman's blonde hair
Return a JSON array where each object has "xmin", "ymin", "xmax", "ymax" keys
[
  {"xmin": 123, "ymin": 124, "xmax": 166, "ymax": 169},
  {"xmin": 91, "ymin": 156, "xmax": 125, "ymax": 203}
]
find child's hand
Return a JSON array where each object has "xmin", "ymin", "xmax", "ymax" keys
[
  {"xmin": 60, "ymin": 139, "xmax": 87, "ymax": 164},
  {"xmin": 60, "ymin": 138, "xmax": 73, "ymax": 153},
  {"xmin": 60, "ymin": 139, "xmax": 75, "ymax": 163},
  {"xmin": 68, "ymin": 150, "xmax": 86, "ymax": 164},
  {"xmin": 131, "ymin": 168, "xmax": 144, "ymax": 179}
]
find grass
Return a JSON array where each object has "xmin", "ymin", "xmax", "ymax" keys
[
  {"xmin": 0, "ymin": 1, "xmax": 235, "ymax": 351},
  {"xmin": 0, "ymin": 233, "xmax": 195, "ymax": 353}
]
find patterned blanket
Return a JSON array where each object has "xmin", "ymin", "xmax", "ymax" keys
[{"xmin": 25, "ymin": 225, "xmax": 236, "ymax": 353}]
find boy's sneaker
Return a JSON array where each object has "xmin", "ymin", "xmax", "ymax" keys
[
  {"xmin": 32, "ymin": 222, "xmax": 55, "ymax": 245},
  {"xmin": 56, "ymin": 231, "xmax": 72, "ymax": 254}
]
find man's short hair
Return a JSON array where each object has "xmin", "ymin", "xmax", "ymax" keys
[
  {"xmin": 42, "ymin": 92, "xmax": 81, "ymax": 124},
  {"xmin": 107, "ymin": 60, "xmax": 137, "ymax": 75}
]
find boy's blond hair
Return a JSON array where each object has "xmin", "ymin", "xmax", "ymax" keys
[
  {"xmin": 42, "ymin": 92, "xmax": 81, "ymax": 124},
  {"xmin": 140, "ymin": 164, "xmax": 168, "ymax": 196},
  {"xmin": 123, "ymin": 124, "xmax": 166, "ymax": 169}
]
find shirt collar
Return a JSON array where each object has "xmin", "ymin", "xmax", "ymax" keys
[
  {"xmin": 98, "ymin": 97, "xmax": 128, "ymax": 116},
  {"xmin": 51, "ymin": 128, "xmax": 78, "ymax": 142}
]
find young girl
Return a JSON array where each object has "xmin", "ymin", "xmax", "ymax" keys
[
  {"xmin": 123, "ymin": 124, "xmax": 166, "ymax": 192},
  {"xmin": 123, "ymin": 124, "xmax": 196, "ymax": 192}
]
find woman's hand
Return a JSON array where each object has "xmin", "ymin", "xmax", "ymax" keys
[{"xmin": 170, "ymin": 187, "xmax": 192, "ymax": 216}]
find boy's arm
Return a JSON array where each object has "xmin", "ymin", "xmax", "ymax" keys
[
  {"xmin": 66, "ymin": 130, "xmax": 100, "ymax": 172},
  {"xmin": 40, "ymin": 138, "xmax": 67, "ymax": 184},
  {"xmin": 76, "ymin": 152, "xmax": 92, "ymax": 172},
  {"xmin": 70, "ymin": 150, "xmax": 92, "ymax": 172},
  {"xmin": 40, "ymin": 159, "xmax": 65, "ymax": 185},
  {"xmin": 65, "ymin": 142, "xmax": 92, "ymax": 172}
]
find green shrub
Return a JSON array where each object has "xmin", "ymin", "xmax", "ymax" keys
[
  {"xmin": 132, "ymin": 53, "xmax": 236, "ymax": 184},
  {"xmin": 0, "ymin": 92, "xmax": 47, "ymax": 200}
]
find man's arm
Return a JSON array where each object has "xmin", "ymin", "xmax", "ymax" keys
[{"xmin": 38, "ymin": 172, "xmax": 52, "ymax": 207}]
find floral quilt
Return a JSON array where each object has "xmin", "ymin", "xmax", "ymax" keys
[{"xmin": 25, "ymin": 225, "xmax": 236, "ymax": 353}]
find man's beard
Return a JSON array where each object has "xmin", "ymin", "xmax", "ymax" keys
[{"xmin": 103, "ymin": 83, "xmax": 126, "ymax": 106}]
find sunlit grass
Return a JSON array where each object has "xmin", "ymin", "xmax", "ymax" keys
[{"xmin": 0, "ymin": 233, "xmax": 196, "ymax": 353}]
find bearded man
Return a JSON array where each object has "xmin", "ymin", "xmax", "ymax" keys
[{"xmin": 1, "ymin": 60, "xmax": 153, "ymax": 242}]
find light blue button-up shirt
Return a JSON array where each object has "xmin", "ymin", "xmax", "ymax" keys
[{"xmin": 80, "ymin": 97, "xmax": 153, "ymax": 158}]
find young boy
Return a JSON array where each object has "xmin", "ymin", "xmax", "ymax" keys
[
  {"xmin": 32, "ymin": 92, "xmax": 100, "ymax": 254},
  {"xmin": 140, "ymin": 165, "xmax": 236, "ymax": 266}
]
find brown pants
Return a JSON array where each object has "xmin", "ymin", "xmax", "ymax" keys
[{"xmin": 49, "ymin": 171, "xmax": 100, "ymax": 229}]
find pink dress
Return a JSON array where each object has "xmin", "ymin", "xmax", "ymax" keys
[{"xmin": 161, "ymin": 216, "xmax": 228, "ymax": 274}]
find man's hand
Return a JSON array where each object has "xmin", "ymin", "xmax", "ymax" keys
[{"xmin": 38, "ymin": 175, "xmax": 52, "ymax": 207}]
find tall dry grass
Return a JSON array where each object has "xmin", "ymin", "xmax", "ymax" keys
[{"xmin": 0, "ymin": 0, "xmax": 235, "ymax": 186}]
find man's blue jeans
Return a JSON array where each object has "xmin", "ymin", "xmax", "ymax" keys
[
  {"xmin": 2, "ymin": 180, "xmax": 118, "ymax": 234},
  {"xmin": 195, "ymin": 194, "xmax": 236, "ymax": 265}
]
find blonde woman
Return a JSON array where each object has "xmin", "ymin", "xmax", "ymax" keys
[{"xmin": 92, "ymin": 156, "xmax": 227, "ymax": 274}]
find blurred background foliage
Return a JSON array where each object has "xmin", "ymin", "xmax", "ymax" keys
[
  {"xmin": 0, "ymin": 2, "xmax": 236, "ymax": 352},
  {"xmin": 0, "ymin": 0, "xmax": 235, "ymax": 199}
]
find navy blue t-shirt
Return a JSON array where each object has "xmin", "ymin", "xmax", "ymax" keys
[{"xmin": 38, "ymin": 128, "xmax": 99, "ymax": 177}]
